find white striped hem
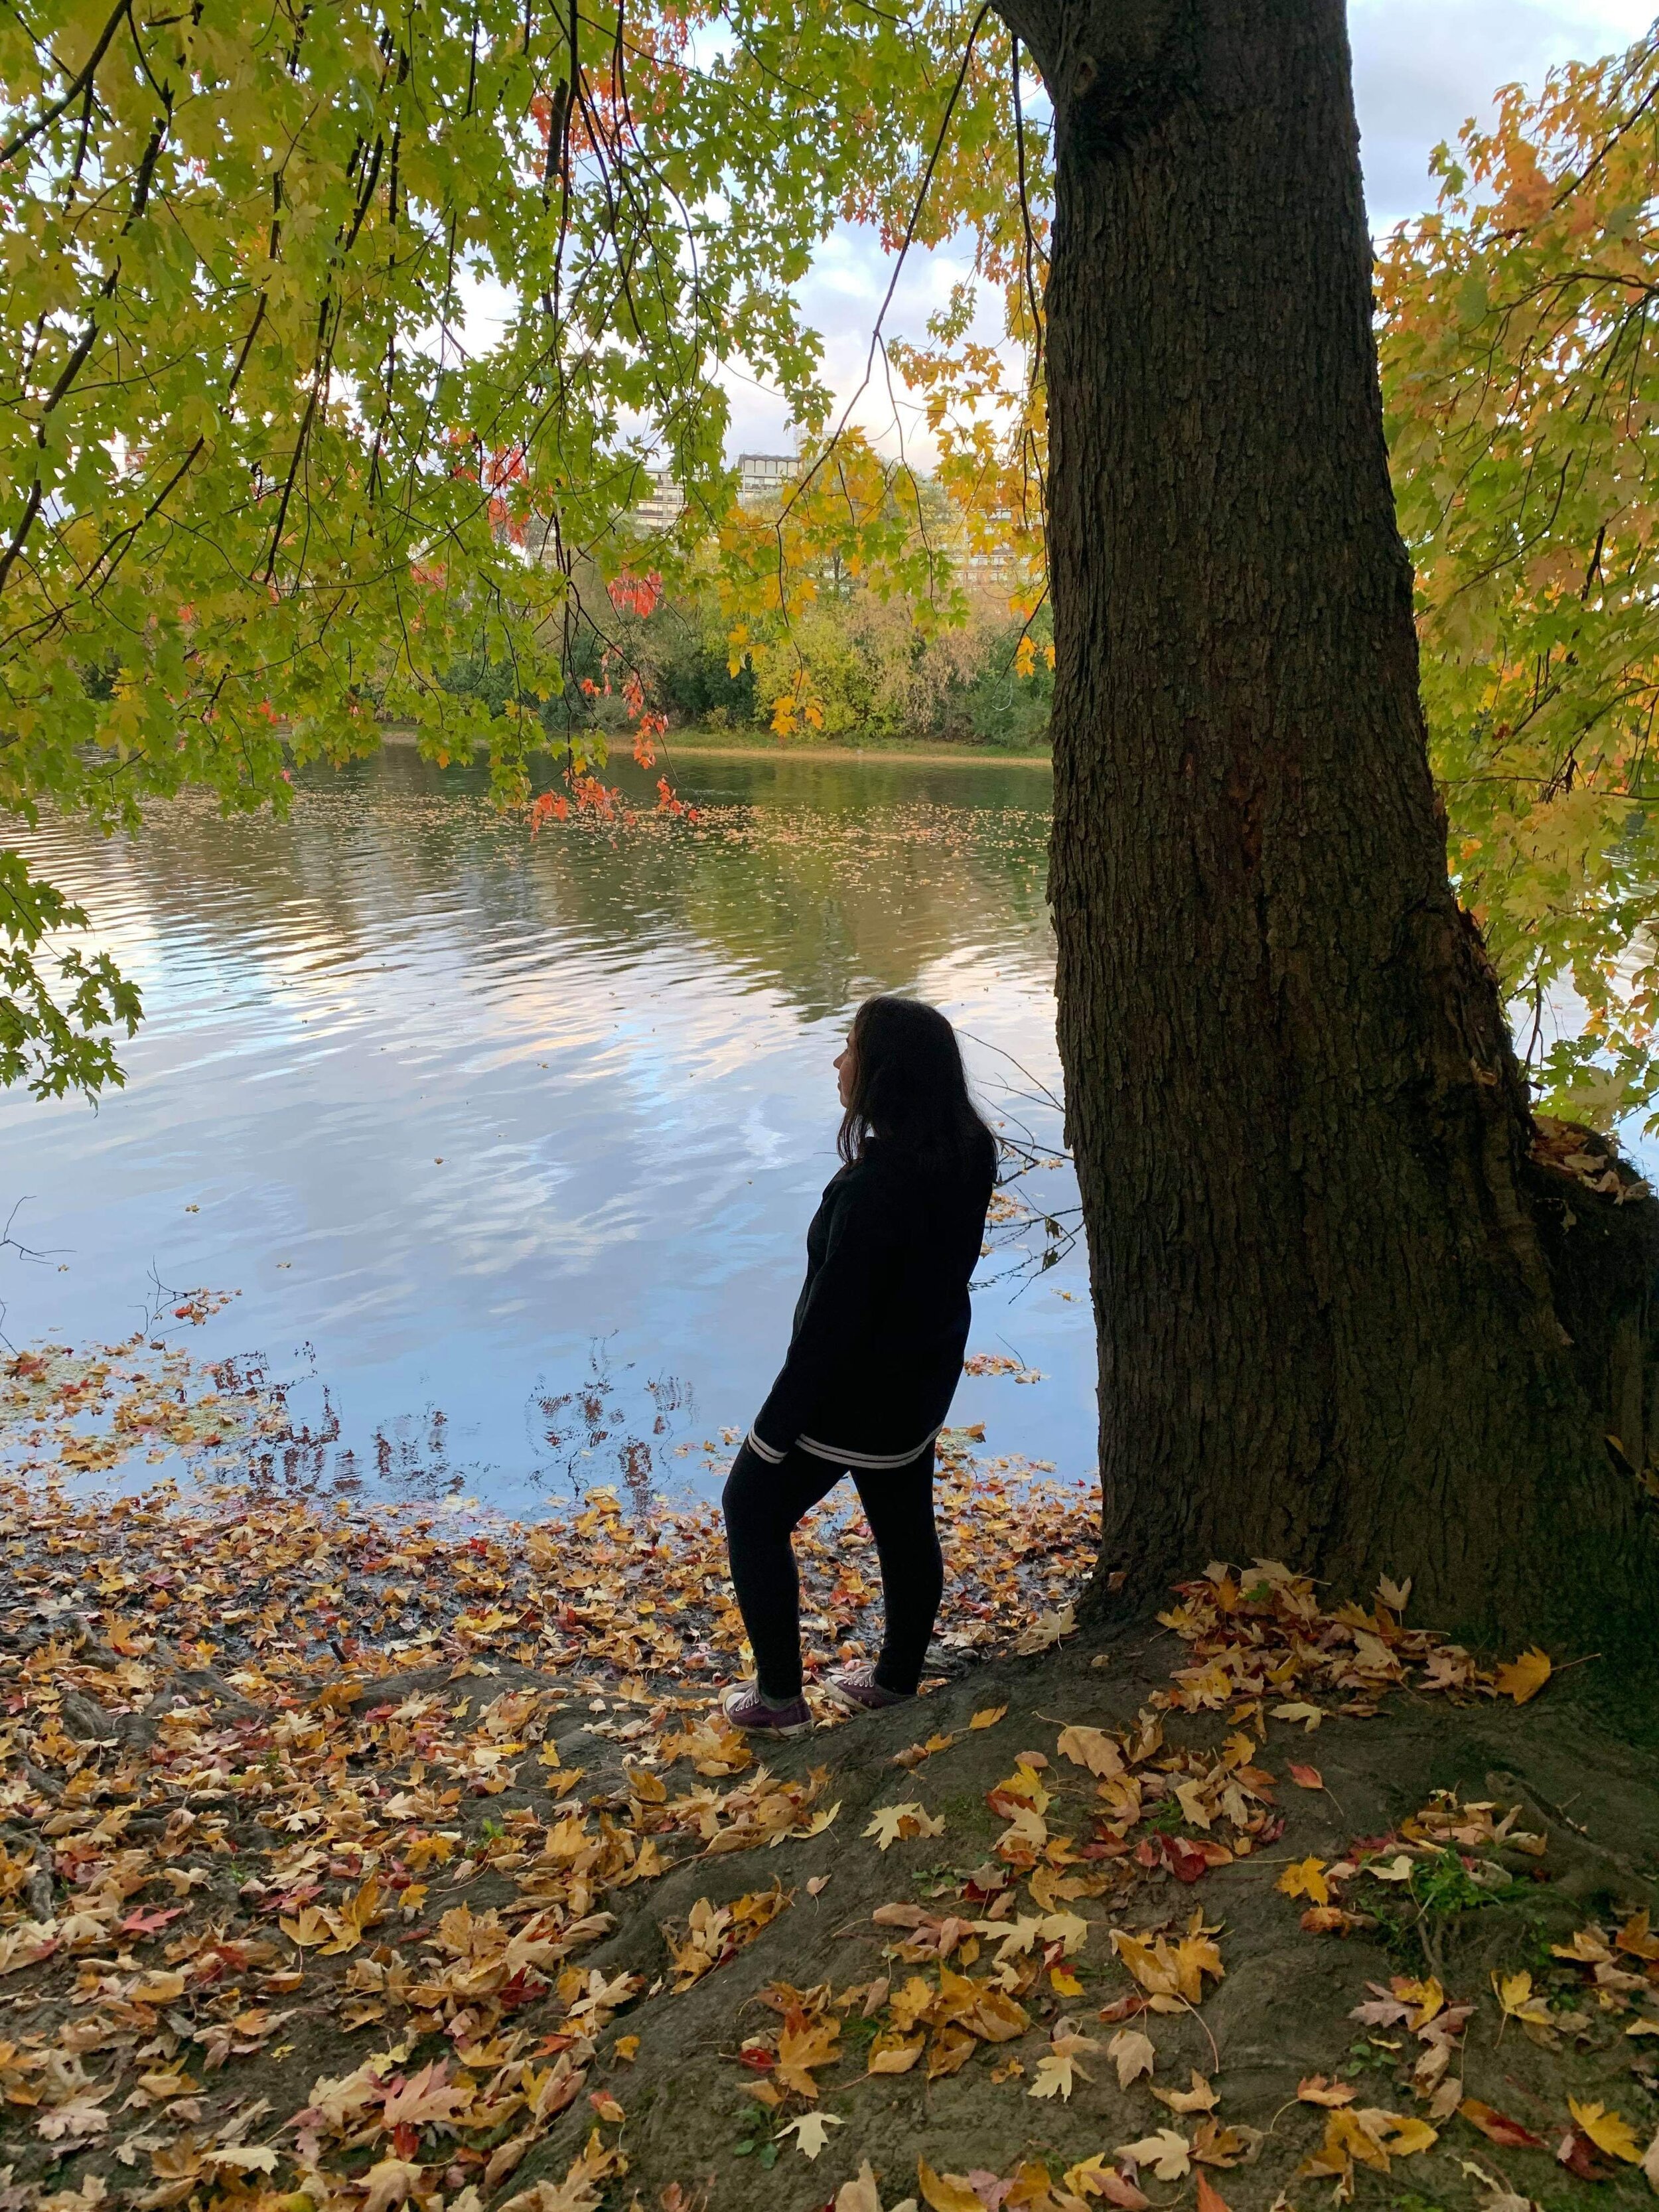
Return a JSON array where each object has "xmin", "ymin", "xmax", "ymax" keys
[
  {"xmin": 745, "ymin": 1428, "xmax": 787, "ymax": 1464},
  {"xmin": 797, "ymin": 1428, "xmax": 940, "ymax": 1471}
]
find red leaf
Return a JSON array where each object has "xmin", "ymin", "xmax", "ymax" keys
[
  {"xmin": 1163, "ymin": 1836, "xmax": 1212, "ymax": 1883},
  {"xmin": 1461, "ymin": 2098, "xmax": 1545, "ymax": 2150},
  {"xmin": 1557, "ymin": 2129, "xmax": 1613, "ymax": 2181}
]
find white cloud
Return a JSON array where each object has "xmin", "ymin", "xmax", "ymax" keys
[
  {"xmin": 722, "ymin": 1, "xmax": 1657, "ymax": 455},
  {"xmin": 1350, "ymin": 0, "xmax": 1654, "ymax": 229}
]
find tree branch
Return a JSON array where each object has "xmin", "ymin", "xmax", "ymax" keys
[{"xmin": 0, "ymin": 0, "xmax": 129, "ymax": 169}]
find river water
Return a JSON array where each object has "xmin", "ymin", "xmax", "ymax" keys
[{"xmin": 3, "ymin": 745, "xmax": 1094, "ymax": 1514}]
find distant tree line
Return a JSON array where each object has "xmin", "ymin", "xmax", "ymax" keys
[{"xmin": 445, "ymin": 560, "xmax": 1053, "ymax": 752}]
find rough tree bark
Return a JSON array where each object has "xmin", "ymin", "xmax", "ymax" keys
[{"xmin": 993, "ymin": 0, "xmax": 1659, "ymax": 1651}]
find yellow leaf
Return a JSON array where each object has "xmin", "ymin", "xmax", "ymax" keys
[
  {"xmin": 1108, "ymin": 2028, "xmax": 1156, "ymax": 2089},
  {"xmin": 128, "ymin": 1970, "xmax": 187, "ymax": 2003},
  {"xmin": 1569, "ymin": 2098, "xmax": 1643, "ymax": 2163},
  {"xmin": 1491, "ymin": 1969, "xmax": 1553, "ymax": 2027},
  {"xmin": 1380, "ymin": 2114, "xmax": 1438, "ymax": 2157},
  {"xmin": 867, "ymin": 2030, "xmax": 924, "ymax": 2075},
  {"xmin": 1115, "ymin": 2130, "xmax": 1191, "ymax": 2182},
  {"xmin": 1055, "ymin": 1724, "xmax": 1123, "ymax": 1777},
  {"xmin": 969, "ymin": 1706, "xmax": 1006, "ymax": 1730},
  {"xmin": 1277, "ymin": 1856, "xmax": 1330, "ymax": 1906},
  {"xmin": 774, "ymin": 2014, "xmax": 840, "ymax": 2098},
  {"xmin": 918, "ymin": 2158, "xmax": 985, "ymax": 2212},
  {"xmin": 1153, "ymin": 2069, "xmax": 1219, "ymax": 2115},
  {"xmin": 1493, "ymin": 1647, "xmax": 1551, "ymax": 1704}
]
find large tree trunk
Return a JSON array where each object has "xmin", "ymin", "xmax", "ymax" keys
[{"xmin": 995, "ymin": 0, "xmax": 1658, "ymax": 1651}]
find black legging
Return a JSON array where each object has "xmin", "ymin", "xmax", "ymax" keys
[{"xmin": 721, "ymin": 1439, "xmax": 943, "ymax": 1701}]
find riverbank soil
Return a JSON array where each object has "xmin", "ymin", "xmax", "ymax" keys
[{"xmin": 3, "ymin": 1461, "xmax": 1658, "ymax": 2212}]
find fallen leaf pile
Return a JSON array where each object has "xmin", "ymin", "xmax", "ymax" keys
[
  {"xmin": 3, "ymin": 1339, "xmax": 1095, "ymax": 1684},
  {"xmin": 661, "ymin": 1882, "xmax": 789, "ymax": 1992},
  {"xmin": 5, "ymin": 1353, "xmax": 1654, "ymax": 2212},
  {"xmin": 1153, "ymin": 1561, "xmax": 1546, "ymax": 1716}
]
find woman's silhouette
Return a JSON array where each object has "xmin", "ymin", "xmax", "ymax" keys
[{"xmin": 721, "ymin": 995, "xmax": 997, "ymax": 1733}]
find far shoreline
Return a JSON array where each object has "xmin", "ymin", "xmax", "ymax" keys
[{"xmin": 376, "ymin": 725, "xmax": 1054, "ymax": 771}]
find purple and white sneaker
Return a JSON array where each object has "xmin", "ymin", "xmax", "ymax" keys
[
  {"xmin": 822, "ymin": 1662, "xmax": 912, "ymax": 1714},
  {"xmin": 720, "ymin": 1682, "xmax": 812, "ymax": 1737}
]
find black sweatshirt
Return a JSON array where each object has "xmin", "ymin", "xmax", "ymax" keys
[{"xmin": 748, "ymin": 1139, "xmax": 995, "ymax": 1469}]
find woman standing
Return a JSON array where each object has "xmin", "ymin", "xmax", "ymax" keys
[{"xmin": 721, "ymin": 995, "xmax": 997, "ymax": 1734}]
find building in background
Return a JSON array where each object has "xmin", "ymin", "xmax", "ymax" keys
[
  {"xmin": 623, "ymin": 453, "xmax": 797, "ymax": 534},
  {"xmin": 735, "ymin": 452, "xmax": 798, "ymax": 506},
  {"xmin": 633, "ymin": 471, "xmax": 686, "ymax": 532}
]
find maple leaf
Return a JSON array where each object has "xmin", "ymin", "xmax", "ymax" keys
[
  {"xmin": 1270, "ymin": 1702, "xmax": 1325, "ymax": 1730},
  {"xmin": 36, "ymin": 2094, "xmax": 111, "ymax": 2143},
  {"xmin": 1380, "ymin": 2114, "xmax": 1439, "ymax": 2156},
  {"xmin": 969, "ymin": 1706, "xmax": 1006, "ymax": 1730},
  {"xmin": 773, "ymin": 2012, "xmax": 840, "ymax": 2097},
  {"xmin": 1062, "ymin": 2155, "xmax": 1150, "ymax": 2209},
  {"xmin": 1108, "ymin": 2028, "xmax": 1156, "ymax": 2088},
  {"xmin": 1115, "ymin": 2130, "xmax": 1191, "ymax": 2181},
  {"xmin": 1491, "ymin": 1970, "xmax": 1555, "ymax": 2030},
  {"xmin": 863, "ymin": 1803, "xmax": 944, "ymax": 1850},
  {"xmin": 1056, "ymin": 1724, "xmax": 1124, "ymax": 1777},
  {"xmin": 1459, "ymin": 2098, "xmax": 1544, "ymax": 2148},
  {"xmin": 1492, "ymin": 1647, "xmax": 1552, "ymax": 1703},
  {"xmin": 1110, "ymin": 1929, "xmax": 1224, "ymax": 2006},
  {"xmin": 1617, "ymin": 1909, "xmax": 1659, "ymax": 1961},
  {"xmin": 378, "ymin": 2060, "xmax": 471, "ymax": 2134},
  {"xmin": 1029, "ymin": 2028, "xmax": 1101, "ymax": 2100},
  {"xmin": 1041, "ymin": 1908, "xmax": 1090, "ymax": 1956},
  {"xmin": 1569, "ymin": 2099, "xmax": 1642, "ymax": 2163},
  {"xmin": 1190, "ymin": 2120, "xmax": 1262, "ymax": 2170},
  {"xmin": 1277, "ymin": 1856, "xmax": 1330, "ymax": 1905},
  {"xmin": 867, "ymin": 2029, "xmax": 924, "ymax": 2073},
  {"xmin": 1397, "ymin": 1974, "xmax": 1443, "ymax": 2029},
  {"xmin": 889, "ymin": 1974, "xmax": 937, "ymax": 2030},
  {"xmin": 1014, "ymin": 1603, "xmax": 1075, "ymax": 1654},
  {"xmin": 835, "ymin": 2164, "xmax": 886, "ymax": 2212},
  {"xmin": 1298, "ymin": 2075, "xmax": 1358, "ymax": 2106},
  {"xmin": 917, "ymin": 2161, "xmax": 985, "ymax": 2212},
  {"xmin": 1152, "ymin": 2068, "xmax": 1219, "ymax": 2115},
  {"xmin": 1350, "ymin": 1982, "xmax": 1411, "ymax": 2027},
  {"xmin": 776, "ymin": 2111, "xmax": 842, "ymax": 2159},
  {"xmin": 359, "ymin": 2161, "xmax": 423, "ymax": 2212}
]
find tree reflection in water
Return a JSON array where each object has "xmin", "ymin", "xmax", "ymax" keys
[{"xmin": 1, "ymin": 744, "xmax": 1094, "ymax": 1511}]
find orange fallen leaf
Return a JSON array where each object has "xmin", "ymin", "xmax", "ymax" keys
[
  {"xmin": 1298, "ymin": 2075, "xmax": 1358, "ymax": 2106},
  {"xmin": 1492, "ymin": 1647, "xmax": 1551, "ymax": 1704},
  {"xmin": 1459, "ymin": 2097, "xmax": 1542, "ymax": 2148}
]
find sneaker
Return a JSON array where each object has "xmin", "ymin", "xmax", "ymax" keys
[
  {"xmin": 720, "ymin": 1682, "xmax": 812, "ymax": 1736},
  {"xmin": 822, "ymin": 1662, "xmax": 913, "ymax": 1714}
]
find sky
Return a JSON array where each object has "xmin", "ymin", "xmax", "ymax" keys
[{"xmin": 720, "ymin": 0, "xmax": 1659, "ymax": 459}]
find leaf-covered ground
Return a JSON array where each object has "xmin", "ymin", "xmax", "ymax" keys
[{"xmin": 3, "ymin": 1343, "xmax": 1658, "ymax": 2212}]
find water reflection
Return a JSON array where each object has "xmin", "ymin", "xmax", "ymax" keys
[{"xmin": 0, "ymin": 745, "xmax": 1092, "ymax": 1509}]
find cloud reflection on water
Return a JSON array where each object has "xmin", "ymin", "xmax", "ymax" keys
[{"xmin": 1, "ymin": 746, "xmax": 1093, "ymax": 1511}]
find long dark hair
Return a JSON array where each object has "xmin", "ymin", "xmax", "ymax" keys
[{"xmin": 837, "ymin": 996, "xmax": 996, "ymax": 1177}]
